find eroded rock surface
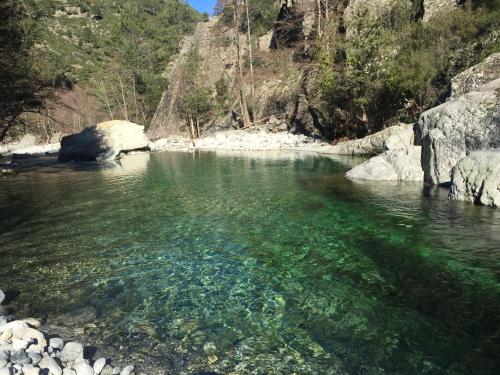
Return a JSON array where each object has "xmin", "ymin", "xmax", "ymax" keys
[
  {"xmin": 449, "ymin": 149, "xmax": 500, "ymax": 207},
  {"xmin": 416, "ymin": 78, "xmax": 500, "ymax": 185}
]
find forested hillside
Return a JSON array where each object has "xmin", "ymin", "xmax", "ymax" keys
[
  {"xmin": 0, "ymin": 0, "xmax": 201, "ymax": 141},
  {"xmin": 150, "ymin": 0, "xmax": 500, "ymax": 141}
]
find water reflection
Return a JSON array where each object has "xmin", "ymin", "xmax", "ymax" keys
[{"xmin": 0, "ymin": 151, "xmax": 499, "ymax": 374}]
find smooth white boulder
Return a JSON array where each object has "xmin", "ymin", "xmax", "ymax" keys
[
  {"xmin": 58, "ymin": 120, "xmax": 150, "ymax": 162},
  {"xmin": 449, "ymin": 149, "xmax": 500, "ymax": 207},
  {"xmin": 346, "ymin": 146, "xmax": 424, "ymax": 182},
  {"xmin": 60, "ymin": 342, "xmax": 84, "ymax": 364}
]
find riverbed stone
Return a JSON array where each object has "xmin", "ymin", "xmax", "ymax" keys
[
  {"xmin": 93, "ymin": 358, "xmax": 106, "ymax": 375},
  {"xmin": 12, "ymin": 328, "xmax": 46, "ymax": 353},
  {"xmin": 111, "ymin": 367, "xmax": 120, "ymax": 375},
  {"xmin": 12, "ymin": 339, "xmax": 29, "ymax": 352},
  {"xmin": 10, "ymin": 352, "xmax": 30, "ymax": 366},
  {"xmin": 0, "ymin": 330, "xmax": 12, "ymax": 342},
  {"xmin": 26, "ymin": 352, "xmax": 41, "ymax": 365},
  {"xmin": 39, "ymin": 355, "xmax": 62, "ymax": 375},
  {"xmin": 119, "ymin": 366, "xmax": 134, "ymax": 375},
  {"xmin": 74, "ymin": 359, "xmax": 94, "ymax": 375},
  {"xmin": 60, "ymin": 342, "xmax": 84, "ymax": 364},
  {"xmin": 63, "ymin": 369, "xmax": 76, "ymax": 375},
  {"xmin": 49, "ymin": 338, "xmax": 64, "ymax": 352},
  {"xmin": 0, "ymin": 291, "xmax": 4, "ymax": 306},
  {"xmin": 449, "ymin": 149, "xmax": 500, "ymax": 207},
  {"xmin": 0, "ymin": 350, "xmax": 9, "ymax": 367},
  {"xmin": 23, "ymin": 365, "xmax": 40, "ymax": 375},
  {"xmin": 20, "ymin": 320, "xmax": 41, "ymax": 330},
  {"xmin": 0, "ymin": 318, "xmax": 7, "ymax": 330},
  {"xmin": 0, "ymin": 368, "xmax": 13, "ymax": 375},
  {"xmin": 99, "ymin": 365, "xmax": 113, "ymax": 375}
]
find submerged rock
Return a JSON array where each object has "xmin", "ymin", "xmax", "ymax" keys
[
  {"xmin": 449, "ymin": 149, "xmax": 500, "ymax": 207},
  {"xmin": 346, "ymin": 146, "xmax": 424, "ymax": 182},
  {"xmin": 58, "ymin": 120, "xmax": 150, "ymax": 162}
]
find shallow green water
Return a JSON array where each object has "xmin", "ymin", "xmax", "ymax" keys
[{"xmin": 0, "ymin": 151, "xmax": 499, "ymax": 374}]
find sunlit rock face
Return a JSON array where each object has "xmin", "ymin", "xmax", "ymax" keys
[
  {"xmin": 58, "ymin": 120, "xmax": 150, "ymax": 162},
  {"xmin": 346, "ymin": 146, "xmax": 423, "ymax": 182},
  {"xmin": 416, "ymin": 78, "xmax": 500, "ymax": 185},
  {"xmin": 450, "ymin": 149, "xmax": 500, "ymax": 207}
]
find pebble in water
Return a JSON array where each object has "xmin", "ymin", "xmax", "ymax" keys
[
  {"xmin": 23, "ymin": 365, "xmax": 40, "ymax": 375},
  {"xmin": 0, "ymin": 350, "xmax": 9, "ymax": 367},
  {"xmin": 26, "ymin": 353, "xmax": 41, "ymax": 365},
  {"xmin": 112, "ymin": 367, "xmax": 121, "ymax": 375}
]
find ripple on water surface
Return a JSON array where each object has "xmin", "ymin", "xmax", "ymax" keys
[{"xmin": 0, "ymin": 151, "xmax": 499, "ymax": 374}]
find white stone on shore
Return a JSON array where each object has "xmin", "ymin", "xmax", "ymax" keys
[
  {"xmin": 0, "ymin": 350, "xmax": 9, "ymax": 367},
  {"xmin": 63, "ymin": 369, "xmax": 77, "ymax": 375},
  {"xmin": 12, "ymin": 339, "xmax": 30, "ymax": 352},
  {"xmin": 39, "ymin": 355, "xmax": 62, "ymax": 375},
  {"xmin": 21, "ymin": 319, "xmax": 41, "ymax": 330},
  {"xmin": 0, "ymin": 322, "xmax": 28, "ymax": 336},
  {"xmin": 22, "ymin": 365, "xmax": 40, "ymax": 375},
  {"xmin": 61, "ymin": 342, "xmax": 84, "ymax": 364},
  {"xmin": 50, "ymin": 338, "xmax": 64, "ymax": 351},
  {"xmin": 0, "ymin": 329, "xmax": 12, "ymax": 341},
  {"xmin": 93, "ymin": 358, "xmax": 106, "ymax": 375},
  {"xmin": 0, "ymin": 317, "xmax": 7, "ymax": 330},
  {"xmin": 112, "ymin": 367, "xmax": 120, "ymax": 375},
  {"xmin": 26, "ymin": 353, "xmax": 41, "ymax": 365},
  {"xmin": 10, "ymin": 351, "xmax": 30, "ymax": 366},
  {"xmin": 0, "ymin": 368, "xmax": 13, "ymax": 375},
  {"xmin": 12, "ymin": 328, "xmax": 46, "ymax": 353},
  {"xmin": 74, "ymin": 359, "xmax": 95, "ymax": 375}
]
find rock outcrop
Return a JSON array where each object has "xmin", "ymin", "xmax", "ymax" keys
[
  {"xmin": 423, "ymin": 0, "xmax": 458, "ymax": 21},
  {"xmin": 328, "ymin": 124, "xmax": 414, "ymax": 155},
  {"xmin": 449, "ymin": 149, "xmax": 500, "ymax": 207},
  {"xmin": 416, "ymin": 77, "xmax": 500, "ymax": 185},
  {"xmin": 58, "ymin": 120, "xmax": 149, "ymax": 162},
  {"xmin": 346, "ymin": 146, "xmax": 423, "ymax": 182},
  {"xmin": 449, "ymin": 53, "xmax": 500, "ymax": 99}
]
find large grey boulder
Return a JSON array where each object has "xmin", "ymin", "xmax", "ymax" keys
[
  {"xmin": 346, "ymin": 146, "xmax": 423, "ymax": 182},
  {"xmin": 58, "ymin": 121, "xmax": 150, "ymax": 162},
  {"xmin": 416, "ymin": 78, "xmax": 500, "ymax": 185},
  {"xmin": 328, "ymin": 124, "xmax": 414, "ymax": 156},
  {"xmin": 449, "ymin": 53, "xmax": 500, "ymax": 99},
  {"xmin": 449, "ymin": 149, "xmax": 500, "ymax": 207}
]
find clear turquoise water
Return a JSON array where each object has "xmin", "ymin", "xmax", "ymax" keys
[{"xmin": 0, "ymin": 151, "xmax": 499, "ymax": 374}]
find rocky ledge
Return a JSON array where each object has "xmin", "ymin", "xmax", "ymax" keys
[{"xmin": 0, "ymin": 290, "xmax": 136, "ymax": 375}]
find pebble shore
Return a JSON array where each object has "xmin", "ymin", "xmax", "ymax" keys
[{"xmin": 0, "ymin": 289, "xmax": 136, "ymax": 375}]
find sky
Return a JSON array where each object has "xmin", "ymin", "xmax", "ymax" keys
[{"xmin": 186, "ymin": 0, "xmax": 217, "ymax": 14}]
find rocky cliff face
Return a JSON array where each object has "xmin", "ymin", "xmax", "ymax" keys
[{"xmin": 148, "ymin": 18, "xmax": 240, "ymax": 140}]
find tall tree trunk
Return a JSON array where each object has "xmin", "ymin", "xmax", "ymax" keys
[
  {"xmin": 232, "ymin": 0, "xmax": 251, "ymax": 128},
  {"xmin": 244, "ymin": 0, "xmax": 256, "ymax": 121}
]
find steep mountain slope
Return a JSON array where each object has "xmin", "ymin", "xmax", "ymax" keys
[{"xmin": 1, "ymin": 0, "xmax": 201, "ymax": 141}]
